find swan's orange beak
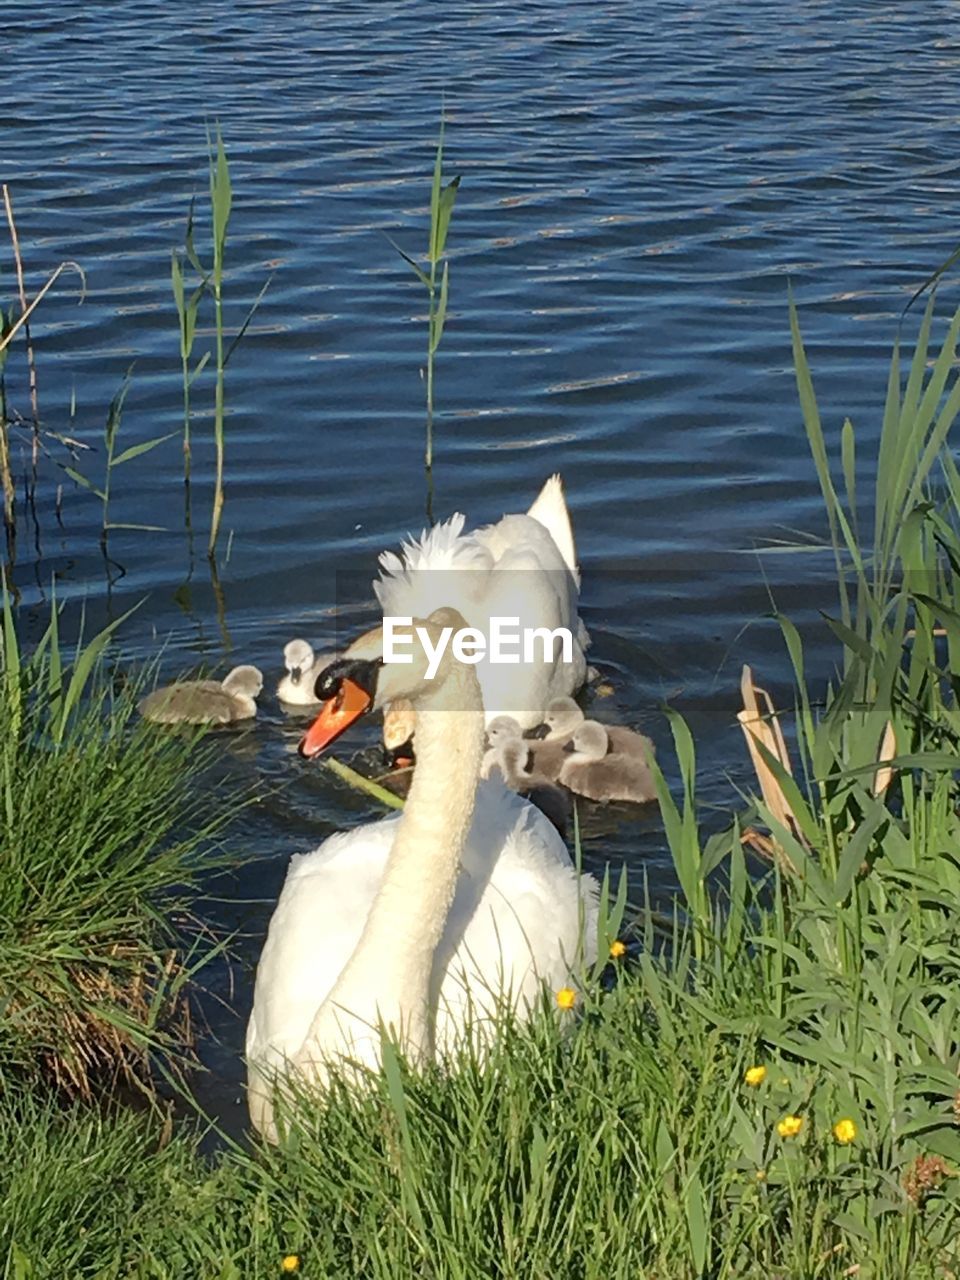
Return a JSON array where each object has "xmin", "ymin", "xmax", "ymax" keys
[{"xmin": 298, "ymin": 678, "xmax": 372, "ymax": 758}]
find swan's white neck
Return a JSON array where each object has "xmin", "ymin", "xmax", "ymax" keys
[{"xmin": 297, "ymin": 659, "xmax": 485, "ymax": 1069}]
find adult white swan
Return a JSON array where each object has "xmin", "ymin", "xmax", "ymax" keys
[
  {"xmin": 246, "ymin": 611, "xmax": 599, "ymax": 1141},
  {"xmin": 373, "ymin": 475, "xmax": 590, "ymax": 730}
]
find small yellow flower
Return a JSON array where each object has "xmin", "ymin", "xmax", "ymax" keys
[
  {"xmin": 777, "ymin": 1114, "xmax": 803, "ymax": 1139},
  {"xmin": 755, "ymin": 1168, "xmax": 767, "ymax": 1182},
  {"xmin": 281, "ymin": 1257, "xmax": 300, "ymax": 1274},
  {"xmin": 833, "ymin": 1118, "xmax": 857, "ymax": 1145},
  {"xmin": 744, "ymin": 1064, "xmax": 767, "ymax": 1087},
  {"xmin": 609, "ymin": 939, "xmax": 627, "ymax": 959},
  {"xmin": 556, "ymin": 986, "xmax": 577, "ymax": 1011}
]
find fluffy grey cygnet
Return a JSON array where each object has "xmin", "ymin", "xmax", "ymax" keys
[
  {"xmin": 139, "ymin": 665, "xmax": 263, "ymax": 725},
  {"xmin": 483, "ymin": 713, "xmax": 570, "ymax": 783},
  {"xmin": 535, "ymin": 696, "xmax": 656, "ymax": 766},
  {"xmin": 481, "ymin": 717, "xmax": 571, "ymax": 837},
  {"xmin": 559, "ymin": 720, "xmax": 657, "ymax": 805}
]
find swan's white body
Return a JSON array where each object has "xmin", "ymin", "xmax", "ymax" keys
[
  {"xmin": 374, "ymin": 476, "xmax": 590, "ymax": 730},
  {"xmin": 246, "ymin": 612, "xmax": 598, "ymax": 1140},
  {"xmin": 246, "ymin": 783, "xmax": 595, "ymax": 1107}
]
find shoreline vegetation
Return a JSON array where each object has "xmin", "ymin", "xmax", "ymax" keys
[
  {"xmin": 0, "ymin": 592, "xmax": 231, "ymax": 1105},
  {"xmin": 2, "ymin": 146, "xmax": 959, "ymax": 1275}
]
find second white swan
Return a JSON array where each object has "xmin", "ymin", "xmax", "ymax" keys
[{"xmin": 373, "ymin": 475, "xmax": 590, "ymax": 730}]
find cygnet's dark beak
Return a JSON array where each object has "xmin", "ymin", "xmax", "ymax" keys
[
  {"xmin": 383, "ymin": 740, "xmax": 415, "ymax": 770},
  {"xmin": 524, "ymin": 722, "xmax": 550, "ymax": 740},
  {"xmin": 289, "ymin": 666, "xmax": 302, "ymax": 684},
  {"xmin": 562, "ymin": 740, "xmax": 576, "ymax": 754}
]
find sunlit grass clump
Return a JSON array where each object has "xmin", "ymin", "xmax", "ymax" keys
[
  {"xmin": 0, "ymin": 597, "xmax": 221, "ymax": 1098},
  {"xmin": 1, "ymin": 945, "xmax": 955, "ymax": 1278}
]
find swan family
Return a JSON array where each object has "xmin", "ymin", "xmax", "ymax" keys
[{"xmin": 167, "ymin": 474, "xmax": 651, "ymax": 1140}]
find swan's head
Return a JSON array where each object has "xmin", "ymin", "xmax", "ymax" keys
[
  {"xmin": 485, "ymin": 715, "xmax": 524, "ymax": 749},
  {"xmin": 299, "ymin": 609, "xmax": 470, "ymax": 759},
  {"xmin": 529, "ymin": 695, "xmax": 584, "ymax": 741},
  {"xmin": 563, "ymin": 720, "xmax": 608, "ymax": 763},
  {"xmin": 222, "ymin": 665, "xmax": 264, "ymax": 699},
  {"xmin": 282, "ymin": 638, "xmax": 315, "ymax": 685}
]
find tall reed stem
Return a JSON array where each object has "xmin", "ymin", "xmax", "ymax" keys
[
  {"xmin": 207, "ymin": 127, "xmax": 232, "ymax": 559},
  {"xmin": 209, "ymin": 276, "xmax": 226, "ymax": 556},
  {"xmin": 1, "ymin": 186, "xmax": 40, "ymax": 466}
]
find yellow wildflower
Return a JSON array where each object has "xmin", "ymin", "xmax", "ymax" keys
[
  {"xmin": 556, "ymin": 986, "xmax": 577, "ymax": 1011},
  {"xmin": 777, "ymin": 1114, "xmax": 803, "ymax": 1139},
  {"xmin": 281, "ymin": 1257, "xmax": 300, "ymax": 1274},
  {"xmin": 609, "ymin": 939, "xmax": 627, "ymax": 959},
  {"xmin": 833, "ymin": 1118, "xmax": 857, "ymax": 1145},
  {"xmin": 744, "ymin": 1064, "xmax": 767, "ymax": 1087},
  {"xmin": 755, "ymin": 1169, "xmax": 767, "ymax": 1182}
]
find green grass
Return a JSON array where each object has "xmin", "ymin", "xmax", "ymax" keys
[
  {"xmin": 0, "ymin": 594, "xmax": 228, "ymax": 1098},
  {"xmin": 0, "ymin": 937, "xmax": 955, "ymax": 1279}
]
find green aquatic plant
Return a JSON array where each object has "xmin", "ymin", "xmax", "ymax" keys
[
  {"xmin": 0, "ymin": 302, "xmax": 14, "ymax": 537},
  {"xmin": 170, "ymin": 201, "xmax": 209, "ymax": 488},
  {"xmin": 171, "ymin": 127, "xmax": 269, "ymax": 556},
  {"xmin": 642, "ymin": 295, "xmax": 960, "ymax": 1271},
  {"xmin": 206, "ymin": 125, "xmax": 231, "ymax": 557},
  {"xmin": 390, "ymin": 125, "xmax": 460, "ymax": 518},
  {"xmin": 62, "ymin": 369, "xmax": 172, "ymax": 560},
  {"xmin": 0, "ymin": 182, "xmax": 85, "ymax": 543}
]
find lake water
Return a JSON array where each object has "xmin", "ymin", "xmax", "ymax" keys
[{"xmin": 5, "ymin": 0, "xmax": 960, "ymax": 1125}]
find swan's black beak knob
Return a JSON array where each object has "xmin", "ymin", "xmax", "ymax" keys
[{"xmin": 313, "ymin": 657, "xmax": 382, "ymax": 703}]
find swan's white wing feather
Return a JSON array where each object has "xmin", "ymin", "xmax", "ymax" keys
[
  {"xmin": 436, "ymin": 784, "xmax": 598, "ymax": 1037},
  {"xmin": 374, "ymin": 513, "xmax": 495, "ymax": 619},
  {"xmin": 465, "ymin": 517, "xmax": 587, "ymax": 724},
  {"xmin": 525, "ymin": 473, "xmax": 579, "ymax": 584},
  {"xmin": 246, "ymin": 817, "xmax": 400, "ymax": 1066}
]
